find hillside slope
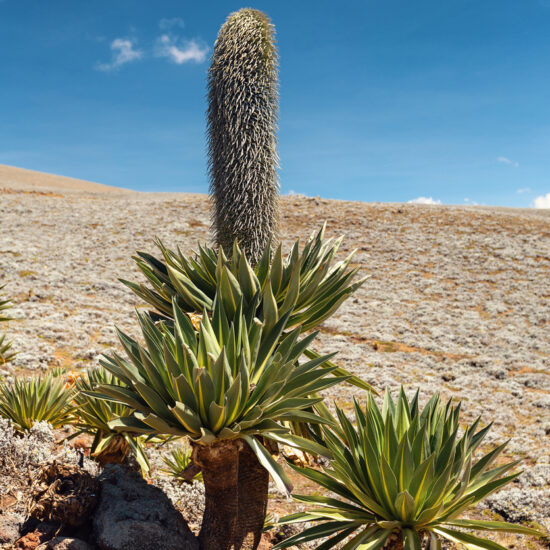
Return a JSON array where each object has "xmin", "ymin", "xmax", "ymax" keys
[
  {"xmin": 0, "ymin": 164, "xmax": 134, "ymax": 194},
  {"xmin": 0, "ymin": 188, "xmax": 549, "ymax": 546}
]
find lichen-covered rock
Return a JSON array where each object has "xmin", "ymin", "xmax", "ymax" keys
[{"xmin": 93, "ymin": 465, "xmax": 198, "ymax": 550}]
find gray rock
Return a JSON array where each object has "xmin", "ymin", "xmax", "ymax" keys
[
  {"xmin": 0, "ymin": 513, "xmax": 21, "ymax": 545},
  {"xmin": 93, "ymin": 465, "xmax": 198, "ymax": 550},
  {"xmin": 38, "ymin": 537, "xmax": 94, "ymax": 550}
]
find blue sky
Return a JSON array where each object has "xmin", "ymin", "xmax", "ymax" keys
[{"xmin": 1, "ymin": 1, "xmax": 549, "ymax": 207}]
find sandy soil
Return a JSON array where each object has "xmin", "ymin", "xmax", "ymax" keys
[{"xmin": 0, "ymin": 167, "xmax": 549, "ymax": 548}]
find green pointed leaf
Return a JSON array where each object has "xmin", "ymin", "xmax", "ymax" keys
[
  {"xmin": 272, "ymin": 521, "xmax": 358, "ymax": 549},
  {"xmin": 133, "ymin": 380, "xmax": 173, "ymax": 418},
  {"xmin": 315, "ymin": 526, "xmax": 361, "ymax": 550},
  {"xmin": 268, "ymin": 433, "xmax": 332, "ymax": 459},
  {"xmin": 446, "ymin": 519, "xmax": 544, "ymax": 537},
  {"xmin": 394, "ymin": 491, "xmax": 416, "ymax": 524},
  {"xmin": 170, "ymin": 401, "xmax": 202, "ymax": 435},
  {"xmin": 242, "ymin": 435, "xmax": 293, "ymax": 495},
  {"xmin": 262, "ymin": 279, "xmax": 279, "ymax": 335},
  {"xmin": 353, "ymin": 528, "xmax": 393, "ymax": 550},
  {"xmin": 208, "ymin": 401, "xmax": 226, "ymax": 433},
  {"xmin": 433, "ymin": 527, "xmax": 508, "ymax": 549},
  {"xmin": 403, "ymin": 528, "xmax": 422, "ymax": 550},
  {"xmin": 142, "ymin": 412, "xmax": 185, "ymax": 436},
  {"xmin": 108, "ymin": 415, "xmax": 153, "ymax": 434}
]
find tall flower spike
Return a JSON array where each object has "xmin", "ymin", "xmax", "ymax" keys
[{"xmin": 207, "ymin": 8, "xmax": 279, "ymax": 265}]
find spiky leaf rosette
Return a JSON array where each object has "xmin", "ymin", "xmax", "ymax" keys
[
  {"xmin": 0, "ymin": 286, "xmax": 16, "ymax": 365},
  {"xmin": 121, "ymin": 225, "xmax": 372, "ymax": 392},
  {"xmin": 0, "ymin": 333, "xmax": 15, "ymax": 366},
  {"xmin": 274, "ymin": 389, "xmax": 545, "ymax": 549},
  {"xmin": 123, "ymin": 226, "xmax": 364, "ymax": 333},
  {"xmin": 70, "ymin": 367, "xmax": 150, "ymax": 473},
  {"xmin": 0, "ymin": 288, "xmax": 12, "ymax": 322},
  {"xmin": 208, "ymin": 8, "xmax": 279, "ymax": 263},
  {"xmin": 161, "ymin": 445, "xmax": 203, "ymax": 483},
  {"xmin": 96, "ymin": 296, "xmax": 345, "ymax": 492},
  {"xmin": 0, "ymin": 374, "xmax": 74, "ymax": 432}
]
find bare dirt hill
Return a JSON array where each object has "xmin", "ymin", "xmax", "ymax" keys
[{"xmin": 0, "ymin": 164, "xmax": 135, "ymax": 194}]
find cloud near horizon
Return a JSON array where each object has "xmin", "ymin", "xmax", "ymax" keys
[
  {"xmin": 408, "ymin": 197, "xmax": 442, "ymax": 205},
  {"xmin": 532, "ymin": 193, "xmax": 550, "ymax": 209},
  {"xmin": 96, "ymin": 38, "xmax": 143, "ymax": 71}
]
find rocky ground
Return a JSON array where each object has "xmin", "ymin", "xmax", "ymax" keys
[{"xmin": 0, "ymin": 183, "xmax": 549, "ymax": 548}]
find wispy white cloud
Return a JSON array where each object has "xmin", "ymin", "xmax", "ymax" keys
[
  {"xmin": 97, "ymin": 23, "xmax": 209, "ymax": 72},
  {"xmin": 497, "ymin": 156, "xmax": 519, "ymax": 168},
  {"xmin": 517, "ymin": 187, "xmax": 531, "ymax": 194},
  {"xmin": 408, "ymin": 197, "xmax": 442, "ymax": 205},
  {"xmin": 159, "ymin": 17, "xmax": 185, "ymax": 30},
  {"xmin": 155, "ymin": 34, "xmax": 209, "ymax": 64},
  {"xmin": 96, "ymin": 38, "xmax": 143, "ymax": 71},
  {"xmin": 463, "ymin": 198, "xmax": 479, "ymax": 206},
  {"xmin": 285, "ymin": 189, "xmax": 309, "ymax": 197},
  {"xmin": 532, "ymin": 193, "xmax": 550, "ymax": 209}
]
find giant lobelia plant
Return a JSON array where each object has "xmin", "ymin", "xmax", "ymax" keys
[
  {"xmin": 115, "ymin": 9, "xmax": 371, "ymax": 548},
  {"xmin": 207, "ymin": 8, "xmax": 279, "ymax": 264},
  {"xmin": 69, "ymin": 367, "xmax": 150, "ymax": 473},
  {"xmin": 274, "ymin": 389, "xmax": 546, "ymax": 550},
  {"xmin": 119, "ymin": 229, "xmax": 371, "ymax": 549},
  {"xmin": 96, "ymin": 293, "xmax": 344, "ymax": 549},
  {"xmin": 0, "ymin": 374, "xmax": 74, "ymax": 432}
]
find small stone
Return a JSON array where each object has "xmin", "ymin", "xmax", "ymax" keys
[
  {"xmin": 38, "ymin": 537, "xmax": 93, "ymax": 550},
  {"xmin": 0, "ymin": 514, "xmax": 21, "ymax": 544}
]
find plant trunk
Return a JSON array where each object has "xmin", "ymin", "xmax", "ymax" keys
[
  {"xmin": 232, "ymin": 440, "xmax": 270, "ymax": 549},
  {"xmin": 93, "ymin": 434, "xmax": 130, "ymax": 467},
  {"xmin": 385, "ymin": 533, "xmax": 404, "ymax": 550},
  {"xmin": 193, "ymin": 440, "xmax": 240, "ymax": 550}
]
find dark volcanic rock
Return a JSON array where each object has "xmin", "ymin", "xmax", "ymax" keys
[
  {"xmin": 37, "ymin": 537, "xmax": 94, "ymax": 550},
  {"xmin": 93, "ymin": 465, "xmax": 198, "ymax": 550}
]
